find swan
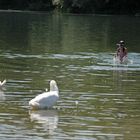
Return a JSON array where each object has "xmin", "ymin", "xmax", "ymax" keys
[
  {"xmin": 0, "ymin": 79, "xmax": 6, "ymax": 88},
  {"xmin": 29, "ymin": 80, "xmax": 59, "ymax": 109}
]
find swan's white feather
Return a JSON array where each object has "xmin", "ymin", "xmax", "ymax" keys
[
  {"xmin": 0, "ymin": 79, "xmax": 6, "ymax": 87},
  {"xmin": 29, "ymin": 80, "xmax": 59, "ymax": 109}
]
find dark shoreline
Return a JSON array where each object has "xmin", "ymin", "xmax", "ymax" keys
[{"xmin": 0, "ymin": 9, "xmax": 139, "ymax": 17}]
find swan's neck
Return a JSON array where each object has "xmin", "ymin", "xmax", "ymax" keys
[{"xmin": 50, "ymin": 84, "xmax": 58, "ymax": 91}]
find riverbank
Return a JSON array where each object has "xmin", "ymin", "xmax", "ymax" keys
[{"xmin": 0, "ymin": 9, "xmax": 139, "ymax": 17}]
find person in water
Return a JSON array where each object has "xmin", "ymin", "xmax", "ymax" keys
[{"xmin": 116, "ymin": 40, "xmax": 127, "ymax": 62}]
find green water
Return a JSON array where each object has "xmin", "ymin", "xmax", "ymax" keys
[{"xmin": 0, "ymin": 11, "xmax": 140, "ymax": 140}]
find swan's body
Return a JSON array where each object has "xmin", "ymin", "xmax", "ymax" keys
[
  {"xmin": 29, "ymin": 80, "xmax": 59, "ymax": 109},
  {"xmin": 0, "ymin": 80, "xmax": 6, "ymax": 88}
]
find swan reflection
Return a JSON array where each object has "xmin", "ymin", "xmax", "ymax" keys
[
  {"xmin": 29, "ymin": 110, "xmax": 58, "ymax": 134},
  {"xmin": 0, "ymin": 89, "xmax": 5, "ymax": 101}
]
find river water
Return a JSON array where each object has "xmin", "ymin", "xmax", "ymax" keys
[{"xmin": 0, "ymin": 11, "xmax": 140, "ymax": 140}]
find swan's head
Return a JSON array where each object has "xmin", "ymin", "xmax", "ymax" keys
[
  {"xmin": 50, "ymin": 80, "xmax": 58, "ymax": 91},
  {"xmin": 0, "ymin": 79, "xmax": 6, "ymax": 87}
]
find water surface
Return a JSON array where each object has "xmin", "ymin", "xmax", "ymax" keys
[{"xmin": 0, "ymin": 11, "xmax": 140, "ymax": 140}]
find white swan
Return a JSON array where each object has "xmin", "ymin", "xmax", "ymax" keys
[
  {"xmin": 0, "ymin": 79, "xmax": 6, "ymax": 88},
  {"xmin": 29, "ymin": 80, "xmax": 59, "ymax": 109}
]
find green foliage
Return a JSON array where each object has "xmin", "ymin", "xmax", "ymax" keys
[
  {"xmin": 62, "ymin": 0, "xmax": 96, "ymax": 13},
  {"xmin": 0, "ymin": 0, "xmax": 54, "ymax": 11},
  {"xmin": 0, "ymin": 0, "xmax": 140, "ymax": 14},
  {"xmin": 61, "ymin": 0, "xmax": 140, "ymax": 14}
]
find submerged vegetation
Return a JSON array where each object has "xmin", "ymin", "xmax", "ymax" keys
[{"xmin": 0, "ymin": 0, "xmax": 140, "ymax": 14}]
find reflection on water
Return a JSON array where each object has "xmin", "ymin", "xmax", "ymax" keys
[
  {"xmin": 0, "ymin": 12, "xmax": 140, "ymax": 140},
  {"xmin": 29, "ymin": 110, "xmax": 58, "ymax": 135},
  {"xmin": 0, "ymin": 89, "xmax": 5, "ymax": 101}
]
